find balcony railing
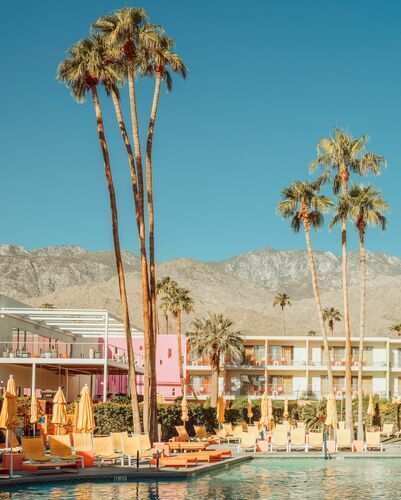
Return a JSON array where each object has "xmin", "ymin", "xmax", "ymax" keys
[
  {"xmin": 186, "ymin": 383, "xmax": 213, "ymax": 397},
  {"xmin": 186, "ymin": 357, "xmax": 211, "ymax": 367}
]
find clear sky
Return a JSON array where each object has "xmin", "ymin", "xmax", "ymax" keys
[{"xmin": 0, "ymin": 0, "xmax": 400, "ymax": 262}]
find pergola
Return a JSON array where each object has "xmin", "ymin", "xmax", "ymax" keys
[{"xmin": 0, "ymin": 306, "xmax": 143, "ymax": 401}]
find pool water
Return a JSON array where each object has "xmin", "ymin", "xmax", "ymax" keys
[{"xmin": 1, "ymin": 458, "xmax": 400, "ymax": 499}]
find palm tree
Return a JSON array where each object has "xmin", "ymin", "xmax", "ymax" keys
[
  {"xmin": 323, "ymin": 307, "xmax": 342, "ymax": 335},
  {"xmin": 331, "ymin": 183, "xmax": 388, "ymax": 440},
  {"xmin": 273, "ymin": 293, "xmax": 291, "ymax": 336},
  {"xmin": 137, "ymin": 34, "xmax": 187, "ymax": 344},
  {"xmin": 160, "ymin": 285, "xmax": 194, "ymax": 396},
  {"xmin": 311, "ymin": 127, "xmax": 385, "ymax": 430},
  {"xmin": 187, "ymin": 313, "xmax": 243, "ymax": 407},
  {"xmin": 92, "ymin": 8, "xmax": 158, "ymax": 438},
  {"xmin": 156, "ymin": 276, "xmax": 178, "ymax": 334},
  {"xmin": 277, "ymin": 180, "xmax": 336, "ymax": 405},
  {"xmin": 57, "ymin": 37, "xmax": 141, "ymax": 432},
  {"xmin": 390, "ymin": 324, "xmax": 401, "ymax": 336}
]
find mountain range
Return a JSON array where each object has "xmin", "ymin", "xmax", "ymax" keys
[{"xmin": 1, "ymin": 244, "xmax": 400, "ymax": 337}]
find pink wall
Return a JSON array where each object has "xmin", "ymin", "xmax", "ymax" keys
[{"xmin": 103, "ymin": 334, "xmax": 183, "ymax": 402}]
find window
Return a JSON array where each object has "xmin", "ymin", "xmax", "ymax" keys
[{"xmin": 168, "ymin": 348, "xmax": 172, "ymax": 359}]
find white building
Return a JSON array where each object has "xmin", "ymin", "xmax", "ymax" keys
[{"xmin": 185, "ymin": 334, "xmax": 401, "ymax": 401}]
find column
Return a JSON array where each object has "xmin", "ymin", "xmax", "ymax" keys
[
  {"xmin": 103, "ymin": 312, "xmax": 109, "ymax": 402},
  {"xmin": 31, "ymin": 362, "xmax": 36, "ymax": 398}
]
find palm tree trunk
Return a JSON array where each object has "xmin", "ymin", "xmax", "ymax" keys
[
  {"xmin": 340, "ymin": 165, "xmax": 353, "ymax": 431},
  {"xmin": 357, "ymin": 227, "xmax": 366, "ymax": 440},
  {"xmin": 127, "ymin": 68, "xmax": 155, "ymax": 438},
  {"xmin": 211, "ymin": 366, "xmax": 219, "ymax": 408},
  {"xmin": 91, "ymin": 86, "xmax": 141, "ymax": 432},
  {"xmin": 175, "ymin": 312, "xmax": 185, "ymax": 397},
  {"xmin": 281, "ymin": 307, "xmax": 286, "ymax": 336},
  {"xmin": 165, "ymin": 314, "xmax": 169, "ymax": 335},
  {"xmin": 303, "ymin": 223, "xmax": 336, "ymax": 407}
]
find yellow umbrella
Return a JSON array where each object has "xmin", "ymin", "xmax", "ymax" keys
[
  {"xmin": 77, "ymin": 384, "xmax": 95, "ymax": 433},
  {"xmin": 181, "ymin": 396, "xmax": 189, "ymax": 423},
  {"xmin": 283, "ymin": 397, "xmax": 289, "ymax": 419},
  {"xmin": 0, "ymin": 375, "xmax": 19, "ymax": 478},
  {"xmin": 30, "ymin": 393, "xmax": 39, "ymax": 425},
  {"xmin": 367, "ymin": 394, "xmax": 374, "ymax": 429},
  {"xmin": 217, "ymin": 396, "xmax": 226, "ymax": 424},
  {"xmin": 52, "ymin": 387, "xmax": 66, "ymax": 434},
  {"xmin": 325, "ymin": 393, "xmax": 337, "ymax": 435},
  {"xmin": 260, "ymin": 393, "xmax": 268, "ymax": 426},
  {"xmin": 247, "ymin": 397, "xmax": 253, "ymax": 423},
  {"xmin": 267, "ymin": 396, "xmax": 274, "ymax": 430}
]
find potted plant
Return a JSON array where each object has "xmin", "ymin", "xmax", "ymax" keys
[
  {"xmin": 51, "ymin": 346, "xmax": 58, "ymax": 358},
  {"xmin": 43, "ymin": 349, "xmax": 52, "ymax": 359}
]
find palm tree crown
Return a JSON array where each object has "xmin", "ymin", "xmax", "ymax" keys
[
  {"xmin": 323, "ymin": 307, "xmax": 342, "ymax": 334},
  {"xmin": 390, "ymin": 324, "xmax": 401, "ymax": 336},
  {"xmin": 187, "ymin": 313, "xmax": 243, "ymax": 371},
  {"xmin": 273, "ymin": 293, "xmax": 291, "ymax": 310},
  {"xmin": 310, "ymin": 128, "xmax": 385, "ymax": 193},
  {"xmin": 160, "ymin": 285, "xmax": 194, "ymax": 319}
]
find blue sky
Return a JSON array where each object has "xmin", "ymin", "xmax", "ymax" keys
[{"xmin": 0, "ymin": 0, "xmax": 400, "ymax": 262}]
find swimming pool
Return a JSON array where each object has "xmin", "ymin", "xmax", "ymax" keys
[{"xmin": 2, "ymin": 458, "xmax": 401, "ymax": 499}]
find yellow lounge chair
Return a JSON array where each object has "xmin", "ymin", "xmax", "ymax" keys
[
  {"xmin": 72, "ymin": 432, "xmax": 93, "ymax": 452},
  {"xmin": 307, "ymin": 432, "xmax": 323, "ymax": 451},
  {"xmin": 381, "ymin": 423, "xmax": 395, "ymax": 438},
  {"xmin": 175, "ymin": 425, "xmax": 190, "ymax": 441},
  {"xmin": 222, "ymin": 423, "xmax": 234, "ymax": 436},
  {"xmin": 121, "ymin": 435, "xmax": 149, "ymax": 465},
  {"xmin": 49, "ymin": 435, "xmax": 84, "ymax": 468},
  {"xmin": 21, "ymin": 437, "xmax": 59, "ymax": 463},
  {"xmin": 338, "ymin": 421, "xmax": 345, "ymax": 430},
  {"xmin": 269, "ymin": 431, "xmax": 289, "ymax": 452},
  {"xmin": 365, "ymin": 432, "xmax": 383, "ymax": 452},
  {"xmin": 237, "ymin": 432, "xmax": 257, "ymax": 453},
  {"xmin": 336, "ymin": 429, "xmax": 353, "ymax": 451},
  {"xmin": 93, "ymin": 436, "xmax": 123, "ymax": 466},
  {"xmin": 193, "ymin": 425, "xmax": 209, "ymax": 441},
  {"xmin": 149, "ymin": 456, "xmax": 198, "ymax": 468},
  {"xmin": 111, "ymin": 432, "xmax": 128, "ymax": 453},
  {"xmin": 247, "ymin": 425, "xmax": 261, "ymax": 437},
  {"xmin": 289, "ymin": 429, "xmax": 307, "ymax": 452},
  {"xmin": 214, "ymin": 428, "xmax": 228, "ymax": 443},
  {"xmin": 1, "ymin": 430, "xmax": 22, "ymax": 453}
]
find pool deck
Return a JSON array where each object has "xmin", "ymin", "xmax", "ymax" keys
[{"xmin": 2, "ymin": 442, "xmax": 401, "ymax": 489}]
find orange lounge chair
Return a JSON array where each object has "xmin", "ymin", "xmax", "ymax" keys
[
  {"xmin": 174, "ymin": 425, "xmax": 190, "ymax": 441},
  {"xmin": 179, "ymin": 441, "xmax": 208, "ymax": 452},
  {"xmin": 49, "ymin": 435, "xmax": 84, "ymax": 468},
  {"xmin": 149, "ymin": 456, "xmax": 198, "ymax": 468},
  {"xmin": 21, "ymin": 437, "xmax": 59, "ymax": 463},
  {"xmin": 93, "ymin": 436, "xmax": 123, "ymax": 466},
  {"xmin": 72, "ymin": 432, "xmax": 93, "ymax": 452}
]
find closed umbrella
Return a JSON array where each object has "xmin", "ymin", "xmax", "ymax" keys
[
  {"xmin": 267, "ymin": 397, "xmax": 274, "ymax": 430},
  {"xmin": 30, "ymin": 394, "xmax": 40, "ymax": 436},
  {"xmin": 0, "ymin": 375, "xmax": 19, "ymax": 478},
  {"xmin": 283, "ymin": 397, "xmax": 289, "ymax": 420},
  {"xmin": 181, "ymin": 396, "xmax": 189, "ymax": 425},
  {"xmin": 260, "ymin": 393, "xmax": 268, "ymax": 426},
  {"xmin": 52, "ymin": 387, "xmax": 66, "ymax": 435},
  {"xmin": 217, "ymin": 396, "xmax": 226, "ymax": 425},
  {"xmin": 325, "ymin": 393, "xmax": 337, "ymax": 438},
  {"xmin": 77, "ymin": 384, "xmax": 95, "ymax": 450},
  {"xmin": 247, "ymin": 397, "xmax": 253, "ymax": 424},
  {"xmin": 367, "ymin": 394, "xmax": 374, "ymax": 430}
]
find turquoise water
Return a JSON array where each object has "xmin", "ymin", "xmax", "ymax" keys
[{"xmin": 1, "ymin": 458, "xmax": 401, "ymax": 499}]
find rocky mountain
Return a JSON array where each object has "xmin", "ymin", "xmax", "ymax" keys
[{"xmin": 1, "ymin": 244, "xmax": 400, "ymax": 336}]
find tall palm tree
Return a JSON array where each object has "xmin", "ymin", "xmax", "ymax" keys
[
  {"xmin": 160, "ymin": 285, "xmax": 194, "ymax": 396},
  {"xmin": 331, "ymin": 184, "xmax": 388, "ymax": 440},
  {"xmin": 273, "ymin": 293, "xmax": 291, "ymax": 336},
  {"xmin": 92, "ymin": 8, "xmax": 158, "ymax": 438},
  {"xmin": 390, "ymin": 324, "xmax": 401, "ymax": 336},
  {"xmin": 311, "ymin": 127, "xmax": 385, "ymax": 430},
  {"xmin": 323, "ymin": 307, "xmax": 342, "ymax": 335},
  {"xmin": 277, "ymin": 180, "xmax": 336, "ymax": 406},
  {"xmin": 187, "ymin": 313, "xmax": 243, "ymax": 407},
  {"xmin": 137, "ymin": 34, "xmax": 187, "ymax": 344},
  {"xmin": 156, "ymin": 276, "xmax": 178, "ymax": 334},
  {"xmin": 57, "ymin": 37, "xmax": 141, "ymax": 432}
]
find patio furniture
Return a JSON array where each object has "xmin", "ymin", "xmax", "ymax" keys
[
  {"xmin": 49, "ymin": 435, "xmax": 84, "ymax": 468},
  {"xmin": 93, "ymin": 436, "xmax": 123, "ymax": 466},
  {"xmin": 364, "ymin": 432, "xmax": 383, "ymax": 452}
]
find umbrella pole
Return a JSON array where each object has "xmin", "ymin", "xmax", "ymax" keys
[{"xmin": 9, "ymin": 430, "xmax": 13, "ymax": 479}]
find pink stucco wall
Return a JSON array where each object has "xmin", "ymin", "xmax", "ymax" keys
[{"xmin": 103, "ymin": 334, "xmax": 183, "ymax": 402}]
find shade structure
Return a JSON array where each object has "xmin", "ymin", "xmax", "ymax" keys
[
  {"xmin": 77, "ymin": 384, "xmax": 95, "ymax": 433},
  {"xmin": 181, "ymin": 396, "xmax": 189, "ymax": 423},
  {"xmin": 0, "ymin": 375, "xmax": 19, "ymax": 478},
  {"xmin": 217, "ymin": 396, "xmax": 226, "ymax": 424},
  {"xmin": 367, "ymin": 394, "xmax": 374, "ymax": 416},
  {"xmin": 52, "ymin": 387, "xmax": 66, "ymax": 433},
  {"xmin": 247, "ymin": 398, "xmax": 253, "ymax": 420},
  {"xmin": 283, "ymin": 397, "xmax": 289, "ymax": 419},
  {"xmin": 260, "ymin": 393, "xmax": 268, "ymax": 425},
  {"xmin": 325, "ymin": 393, "xmax": 337, "ymax": 428}
]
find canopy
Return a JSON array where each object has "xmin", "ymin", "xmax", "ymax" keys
[
  {"xmin": 283, "ymin": 397, "xmax": 289, "ymax": 419},
  {"xmin": 0, "ymin": 375, "xmax": 18, "ymax": 431},
  {"xmin": 260, "ymin": 393, "xmax": 268, "ymax": 425},
  {"xmin": 367, "ymin": 394, "xmax": 375, "ymax": 416},
  {"xmin": 52, "ymin": 387, "xmax": 66, "ymax": 430},
  {"xmin": 77, "ymin": 384, "xmax": 95, "ymax": 433},
  {"xmin": 325, "ymin": 393, "xmax": 337, "ymax": 428},
  {"xmin": 247, "ymin": 398, "xmax": 253, "ymax": 420},
  {"xmin": 217, "ymin": 396, "xmax": 226, "ymax": 424},
  {"xmin": 181, "ymin": 396, "xmax": 189, "ymax": 423}
]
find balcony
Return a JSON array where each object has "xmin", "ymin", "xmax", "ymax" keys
[
  {"xmin": 186, "ymin": 382, "xmax": 212, "ymax": 398},
  {"xmin": 186, "ymin": 356, "xmax": 211, "ymax": 367}
]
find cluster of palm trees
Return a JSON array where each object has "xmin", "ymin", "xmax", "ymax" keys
[
  {"xmin": 57, "ymin": 7, "xmax": 186, "ymax": 441},
  {"xmin": 277, "ymin": 127, "xmax": 389, "ymax": 440}
]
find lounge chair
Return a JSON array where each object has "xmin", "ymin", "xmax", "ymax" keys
[
  {"xmin": 336, "ymin": 429, "xmax": 353, "ymax": 451},
  {"xmin": 175, "ymin": 425, "xmax": 190, "ymax": 441},
  {"xmin": 275, "ymin": 424, "xmax": 288, "ymax": 433},
  {"xmin": 49, "ymin": 435, "xmax": 84, "ymax": 468},
  {"xmin": 111, "ymin": 432, "xmax": 128, "ymax": 452},
  {"xmin": 247, "ymin": 425, "xmax": 261, "ymax": 438},
  {"xmin": 21, "ymin": 437, "xmax": 59, "ymax": 463},
  {"xmin": 214, "ymin": 428, "xmax": 228, "ymax": 443},
  {"xmin": 179, "ymin": 441, "xmax": 208, "ymax": 452},
  {"xmin": 1, "ymin": 431, "xmax": 22, "ymax": 453},
  {"xmin": 228, "ymin": 425, "xmax": 243, "ymax": 444},
  {"xmin": 194, "ymin": 425, "xmax": 210, "ymax": 441},
  {"xmin": 381, "ymin": 423, "xmax": 395, "ymax": 438},
  {"xmin": 307, "ymin": 432, "xmax": 323, "ymax": 451},
  {"xmin": 93, "ymin": 436, "xmax": 123, "ymax": 466},
  {"xmin": 365, "ymin": 432, "xmax": 383, "ymax": 452},
  {"xmin": 121, "ymin": 435, "xmax": 148, "ymax": 465},
  {"xmin": 237, "ymin": 433, "xmax": 257, "ymax": 453},
  {"xmin": 338, "ymin": 421, "xmax": 345, "ymax": 430},
  {"xmin": 222, "ymin": 423, "xmax": 234, "ymax": 437},
  {"xmin": 289, "ymin": 429, "xmax": 307, "ymax": 452},
  {"xmin": 269, "ymin": 431, "xmax": 289, "ymax": 452},
  {"xmin": 149, "ymin": 456, "xmax": 198, "ymax": 468},
  {"xmin": 241, "ymin": 422, "xmax": 248, "ymax": 432},
  {"xmin": 72, "ymin": 432, "xmax": 93, "ymax": 452}
]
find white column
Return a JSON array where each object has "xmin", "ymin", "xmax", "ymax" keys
[
  {"xmin": 103, "ymin": 312, "xmax": 109, "ymax": 402},
  {"xmin": 386, "ymin": 340, "xmax": 390, "ymax": 399},
  {"xmin": 31, "ymin": 362, "xmax": 36, "ymax": 398},
  {"xmin": 65, "ymin": 368, "xmax": 69, "ymax": 401}
]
